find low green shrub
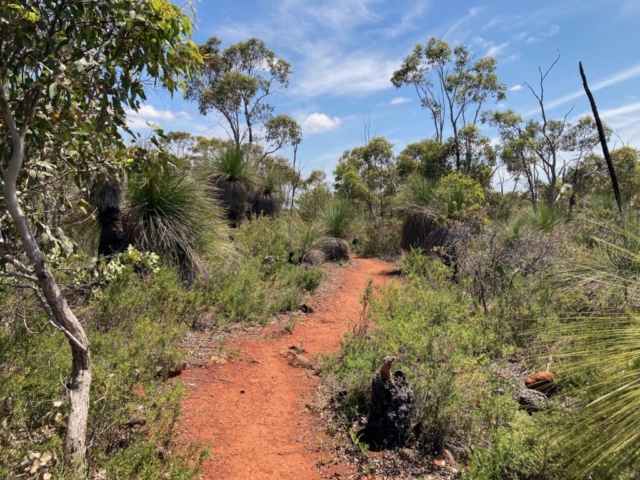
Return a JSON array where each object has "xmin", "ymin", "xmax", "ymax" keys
[
  {"xmin": 324, "ymin": 272, "xmax": 520, "ymax": 454},
  {"xmin": 466, "ymin": 413, "xmax": 556, "ymax": 480},
  {"xmin": 356, "ymin": 217, "xmax": 402, "ymax": 258},
  {"xmin": 0, "ymin": 264, "xmax": 206, "ymax": 479}
]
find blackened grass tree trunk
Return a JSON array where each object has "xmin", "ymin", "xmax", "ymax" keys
[
  {"xmin": 579, "ymin": 61, "xmax": 623, "ymax": 218},
  {"xmin": 93, "ymin": 172, "xmax": 127, "ymax": 258}
]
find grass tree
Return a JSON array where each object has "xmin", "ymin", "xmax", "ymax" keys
[
  {"xmin": 397, "ymin": 173, "xmax": 484, "ymax": 251},
  {"xmin": 124, "ymin": 162, "xmax": 229, "ymax": 282},
  {"xmin": 91, "ymin": 170, "xmax": 127, "ymax": 258},
  {"xmin": 249, "ymin": 171, "xmax": 282, "ymax": 218},
  {"xmin": 200, "ymin": 147, "xmax": 259, "ymax": 225},
  {"xmin": 541, "ymin": 222, "xmax": 640, "ymax": 478},
  {"xmin": 319, "ymin": 199, "xmax": 355, "ymax": 239},
  {"xmin": 0, "ymin": 1, "xmax": 200, "ymax": 470},
  {"xmin": 397, "ymin": 175, "xmax": 439, "ymax": 251}
]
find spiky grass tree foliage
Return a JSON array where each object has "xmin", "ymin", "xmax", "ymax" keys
[
  {"xmin": 398, "ymin": 173, "xmax": 485, "ymax": 251},
  {"xmin": 90, "ymin": 172, "xmax": 127, "ymax": 258},
  {"xmin": 525, "ymin": 203, "xmax": 564, "ymax": 232},
  {"xmin": 123, "ymin": 167, "xmax": 229, "ymax": 282},
  {"xmin": 200, "ymin": 147, "xmax": 259, "ymax": 225},
  {"xmin": 249, "ymin": 171, "xmax": 281, "ymax": 218},
  {"xmin": 539, "ymin": 221, "xmax": 640, "ymax": 478},
  {"xmin": 319, "ymin": 199, "xmax": 354, "ymax": 239}
]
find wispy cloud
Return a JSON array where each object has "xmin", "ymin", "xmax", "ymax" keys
[
  {"xmin": 484, "ymin": 42, "xmax": 509, "ymax": 58},
  {"xmin": 526, "ymin": 23, "xmax": 560, "ymax": 44},
  {"xmin": 215, "ymin": 0, "xmax": 409, "ymax": 99},
  {"xmin": 302, "ymin": 0, "xmax": 380, "ymax": 32},
  {"xmin": 509, "ymin": 84, "xmax": 524, "ymax": 92},
  {"xmin": 382, "ymin": 0, "xmax": 430, "ymax": 38},
  {"xmin": 125, "ymin": 105, "xmax": 191, "ymax": 129},
  {"xmin": 293, "ymin": 49, "xmax": 398, "ymax": 97},
  {"xmin": 302, "ymin": 113, "xmax": 342, "ymax": 133},
  {"xmin": 599, "ymin": 101, "xmax": 640, "ymax": 119},
  {"xmin": 390, "ymin": 96, "xmax": 412, "ymax": 105},
  {"xmin": 525, "ymin": 63, "xmax": 640, "ymax": 116},
  {"xmin": 619, "ymin": 0, "xmax": 640, "ymax": 14},
  {"xmin": 443, "ymin": 7, "xmax": 484, "ymax": 43},
  {"xmin": 596, "ymin": 101, "xmax": 640, "ymax": 148}
]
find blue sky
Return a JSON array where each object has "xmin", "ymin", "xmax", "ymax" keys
[{"xmin": 130, "ymin": 0, "xmax": 640, "ymax": 179}]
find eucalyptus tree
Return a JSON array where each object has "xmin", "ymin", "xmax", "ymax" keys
[
  {"xmin": 0, "ymin": 0, "xmax": 200, "ymax": 469},
  {"xmin": 397, "ymin": 138, "xmax": 452, "ymax": 182},
  {"xmin": 186, "ymin": 36, "xmax": 301, "ymax": 153},
  {"xmin": 566, "ymin": 147, "xmax": 640, "ymax": 204},
  {"xmin": 487, "ymin": 109, "xmax": 602, "ymax": 206},
  {"xmin": 334, "ymin": 137, "xmax": 398, "ymax": 218},
  {"xmin": 161, "ymin": 131, "xmax": 197, "ymax": 158},
  {"xmin": 391, "ymin": 37, "xmax": 505, "ymax": 170}
]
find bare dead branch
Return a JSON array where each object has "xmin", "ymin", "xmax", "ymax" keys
[{"xmin": 579, "ymin": 61, "xmax": 623, "ymax": 217}]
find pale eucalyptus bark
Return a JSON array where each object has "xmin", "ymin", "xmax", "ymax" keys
[{"xmin": 0, "ymin": 87, "xmax": 91, "ymax": 469}]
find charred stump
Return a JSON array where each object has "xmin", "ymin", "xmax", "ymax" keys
[{"xmin": 361, "ymin": 357, "xmax": 413, "ymax": 450}]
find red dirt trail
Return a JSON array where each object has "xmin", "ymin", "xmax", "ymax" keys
[{"xmin": 179, "ymin": 257, "xmax": 395, "ymax": 480}]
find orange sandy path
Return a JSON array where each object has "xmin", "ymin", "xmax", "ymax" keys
[{"xmin": 178, "ymin": 257, "xmax": 395, "ymax": 480}]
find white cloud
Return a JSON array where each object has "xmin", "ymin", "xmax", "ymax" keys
[
  {"xmin": 216, "ymin": 1, "xmax": 406, "ymax": 99},
  {"xmin": 302, "ymin": 0, "xmax": 381, "ymax": 32},
  {"xmin": 293, "ymin": 48, "xmax": 398, "ymax": 97},
  {"xmin": 443, "ymin": 7, "xmax": 484, "ymax": 42},
  {"xmin": 525, "ymin": 62, "xmax": 640, "ymax": 116},
  {"xmin": 526, "ymin": 23, "xmax": 560, "ymax": 44},
  {"xmin": 510, "ymin": 84, "xmax": 524, "ymax": 92},
  {"xmin": 125, "ymin": 105, "xmax": 191, "ymax": 128},
  {"xmin": 599, "ymin": 102, "xmax": 640, "ymax": 119},
  {"xmin": 484, "ymin": 42, "xmax": 509, "ymax": 58},
  {"xmin": 390, "ymin": 96, "xmax": 412, "ymax": 105},
  {"xmin": 594, "ymin": 101, "xmax": 640, "ymax": 149},
  {"xmin": 383, "ymin": 1, "xmax": 430, "ymax": 38},
  {"xmin": 302, "ymin": 113, "xmax": 342, "ymax": 134},
  {"xmin": 620, "ymin": 0, "xmax": 640, "ymax": 13}
]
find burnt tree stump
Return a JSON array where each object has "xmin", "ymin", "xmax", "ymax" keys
[{"xmin": 361, "ymin": 357, "xmax": 413, "ymax": 450}]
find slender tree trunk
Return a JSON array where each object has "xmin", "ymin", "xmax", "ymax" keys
[
  {"xmin": 290, "ymin": 144, "xmax": 299, "ymax": 215},
  {"xmin": 452, "ymin": 122, "xmax": 461, "ymax": 171},
  {"xmin": 579, "ymin": 61, "xmax": 623, "ymax": 217},
  {"xmin": 2, "ymin": 120, "xmax": 91, "ymax": 471},
  {"xmin": 548, "ymin": 171, "xmax": 556, "ymax": 206}
]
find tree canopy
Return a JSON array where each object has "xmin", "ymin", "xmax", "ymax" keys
[{"xmin": 185, "ymin": 36, "xmax": 299, "ymax": 152}]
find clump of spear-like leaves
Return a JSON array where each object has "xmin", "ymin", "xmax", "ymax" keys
[
  {"xmin": 319, "ymin": 199, "xmax": 355, "ymax": 239},
  {"xmin": 123, "ymin": 166, "xmax": 230, "ymax": 281},
  {"xmin": 538, "ymin": 218, "xmax": 640, "ymax": 479},
  {"xmin": 197, "ymin": 147, "xmax": 259, "ymax": 224}
]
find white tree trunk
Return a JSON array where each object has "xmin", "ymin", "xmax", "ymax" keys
[{"xmin": 1, "ymin": 109, "xmax": 91, "ymax": 470}]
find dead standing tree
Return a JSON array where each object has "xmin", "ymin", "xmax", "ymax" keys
[
  {"xmin": 579, "ymin": 61, "xmax": 623, "ymax": 217},
  {"xmin": 525, "ymin": 55, "xmax": 574, "ymax": 206}
]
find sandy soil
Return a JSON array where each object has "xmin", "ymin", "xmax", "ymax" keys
[{"xmin": 178, "ymin": 257, "xmax": 395, "ymax": 480}]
